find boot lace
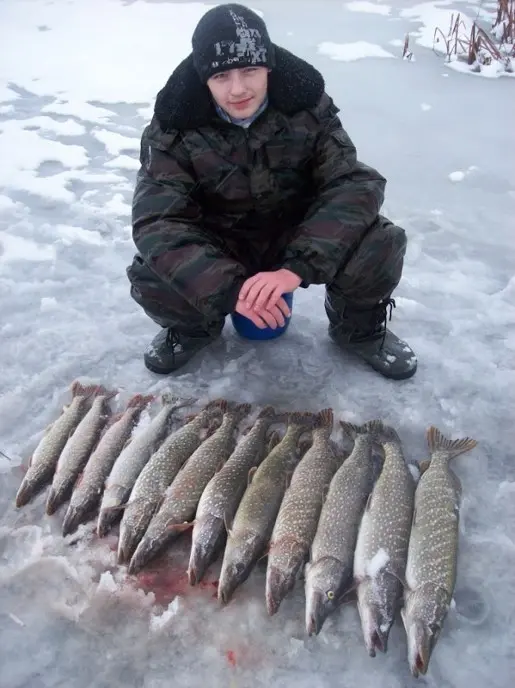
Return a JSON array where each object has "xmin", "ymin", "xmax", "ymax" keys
[
  {"xmin": 165, "ymin": 329, "xmax": 181, "ymax": 361},
  {"xmin": 378, "ymin": 298, "xmax": 396, "ymax": 349}
]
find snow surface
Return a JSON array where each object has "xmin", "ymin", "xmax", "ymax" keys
[{"xmin": 1, "ymin": 0, "xmax": 515, "ymax": 687}]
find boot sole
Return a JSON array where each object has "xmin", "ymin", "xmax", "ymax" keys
[
  {"xmin": 144, "ymin": 358, "xmax": 180, "ymax": 375},
  {"xmin": 369, "ymin": 360, "xmax": 418, "ymax": 380}
]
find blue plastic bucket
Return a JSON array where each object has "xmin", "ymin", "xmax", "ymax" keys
[{"xmin": 231, "ymin": 292, "xmax": 294, "ymax": 340}]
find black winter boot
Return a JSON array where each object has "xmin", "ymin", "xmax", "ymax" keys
[
  {"xmin": 144, "ymin": 328, "xmax": 219, "ymax": 374},
  {"xmin": 325, "ymin": 297, "xmax": 417, "ymax": 380}
]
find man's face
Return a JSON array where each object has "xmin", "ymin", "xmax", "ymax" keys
[{"xmin": 207, "ymin": 66, "xmax": 269, "ymax": 119}]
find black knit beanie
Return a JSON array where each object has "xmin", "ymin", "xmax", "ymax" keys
[{"xmin": 192, "ymin": 3, "xmax": 276, "ymax": 83}]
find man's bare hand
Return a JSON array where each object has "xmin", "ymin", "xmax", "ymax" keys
[
  {"xmin": 234, "ymin": 299, "xmax": 287, "ymax": 330},
  {"xmin": 238, "ymin": 268, "xmax": 302, "ymax": 314}
]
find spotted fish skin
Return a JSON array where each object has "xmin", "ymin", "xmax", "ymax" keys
[
  {"xmin": 15, "ymin": 381, "xmax": 100, "ymax": 508},
  {"xmin": 187, "ymin": 405, "xmax": 282, "ymax": 586},
  {"xmin": 353, "ymin": 420, "xmax": 416, "ymax": 658},
  {"xmin": 61, "ymin": 394, "xmax": 153, "ymax": 536},
  {"xmin": 304, "ymin": 420, "xmax": 377, "ymax": 636},
  {"xmin": 217, "ymin": 411, "xmax": 316, "ymax": 605},
  {"xmin": 46, "ymin": 387, "xmax": 118, "ymax": 515},
  {"xmin": 128, "ymin": 402, "xmax": 251, "ymax": 574},
  {"xmin": 117, "ymin": 399, "xmax": 226, "ymax": 564},
  {"xmin": 265, "ymin": 408, "xmax": 344, "ymax": 616},
  {"xmin": 97, "ymin": 394, "xmax": 189, "ymax": 537},
  {"xmin": 402, "ymin": 426, "xmax": 477, "ymax": 678}
]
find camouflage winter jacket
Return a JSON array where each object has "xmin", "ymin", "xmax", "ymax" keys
[{"xmin": 132, "ymin": 46, "xmax": 387, "ymax": 315}]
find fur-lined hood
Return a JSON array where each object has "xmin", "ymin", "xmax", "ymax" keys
[{"xmin": 153, "ymin": 45, "xmax": 327, "ymax": 132}]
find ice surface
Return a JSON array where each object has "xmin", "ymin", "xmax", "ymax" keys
[
  {"xmin": 318, "ymin": 40, "xmax": 396, "ymax": 61},
  {"xmin": 346, "ymin": 1, "xmax": 392, "ymax": 16},
  {"xmin": 1, "ymin": 1, "xmax": 514, "ymax": 687},
  {"xmin": 91, "ymin": 129, "xmax": 141, "ymax": 156}
]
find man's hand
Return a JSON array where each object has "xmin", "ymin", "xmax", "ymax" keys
[
  {"xmin": 234, "ymin": 299, "xmax": 288, "ymax": 330},
  {"xmin": 238, "ymin": 268, "xmax": 302, "ymax": 314}
]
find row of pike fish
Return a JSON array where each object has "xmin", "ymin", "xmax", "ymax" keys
[{"xmin": 14, "ymin": 380, "xmax": 478, "ymax": 678}]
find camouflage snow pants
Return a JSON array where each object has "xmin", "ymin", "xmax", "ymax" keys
[{"xmin": 126, "ymin": 214, "xmax": 407, "ymax": 338}]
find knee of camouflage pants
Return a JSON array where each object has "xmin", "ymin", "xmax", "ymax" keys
[
  {"xmin": 126, "ymin": 254, "xmax": 225, "ymax": 338},
  {"xmin": 326, "ymin": 214, "xmax": 407, "ymax": 310}
]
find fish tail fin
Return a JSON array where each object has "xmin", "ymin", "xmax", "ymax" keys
[
  {"xmin": 315, "ymin": 408, "xmax": 334, "ymax": 430},
  {"xmin": 160, "ymin": 393, "xmax": 196, "ymax": 410},
  {"xmin": 339, "ymin": 420, "xmax": 368, "ymax": 440},
  {"xmin": 340, "ymin": 419, "xmax": 390, "ymax": 443},
  {"xmin": 363, "ymin": 419, "xmax": 401, "ymax": 445},
  {"xmin": 256, "ymin": 405, "xmax": 278, "ymax": 421},
  {"xmin": 70, "ymin": 380, "xmax": 104, "ymax": 400},
  {"xmin": 126, "ymin": 393, "xmax": 154, "ymax": 410},
  {"xmin": 203, "ymin": 398, "xmax": 228, "ymax": 413},
  {"xmin": 92, "ymin": 385, "xmax": 118, "ymax": 401},
  {"xmin": 231, "ymin": 402, "xmax": 252, "ymax": 422},
  {"xmin": 426, "ymin": 426, "xmax": 477, "ymax": 460},
  {"xmin": 288, "ymin": 411, "xmax": 317, "ymax": 429}
]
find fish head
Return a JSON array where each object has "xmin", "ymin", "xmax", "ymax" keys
[
  {"xmin": 402, "ymin": 586, "xmax": 448, "ymax": 677},
  {"xmin": 188, "ymin": 515, "xmax": 225, "ymax": 586},
  {"xmin": 304, "ymin": 558, "xmax": 347, "ymax": 636},
  {"xmin": 356, "ymin": 580, "xmax": 395, "ymax": 657}
]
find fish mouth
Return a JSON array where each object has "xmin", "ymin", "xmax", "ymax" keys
[
  {"xmin": 187, "ymin": 543, "xmax": 208, "ymax": 587},
  {"xmin": 305, "ymin": 590, "xmax": 334, "ymax": 637},
  {"xmin": 187, "ymin": 565, "xmax": 198, "ymax": 587},
  {"xmin": 62, "ymin": 506, "xmax": 80, "ymax": 537},
  {"xmin": 128, "ymin": 533, "xmax": 167, "ymax": 575},
  {"xmin": 358, "ymin": 601, "xmax": 391, "ymax": 657},
  {"xmin": 117, "ymin": 532, "xmax": 136, "ymax": 566},
  {"xmin": 406, "ymin": 618, "xmax": 434, "ymax": 677},
  {"xmin": 45, "ymin": 488, "xmax": 60, "ymax": 516},
  {"xmin": 367, "ymin": 628, "xmax": 388, "ymax": 657},
  {"xmin": 188, "ymin": 516, "xmax": 225, "ymax": 586},
  {"xmin": 218, "ymin": 559, "xmax": 254, "ymax": 605},
  {"xmin": 97, "ymin": 509, "xmax": 118, "ymax": 538},
  {"xmin": 265, "ymin": 565, "xmax": 295, "ymax": 616},
  {"xmin": 411, "ymin": 650, "xmax": 429, "ymax": 678},
  {"xmin": 15, "ymin": 479, "xmax": 33, "ymax": 508},
  {"xmin": 218, "ymin": 577, "xmax": 238, "ymax": 605}
]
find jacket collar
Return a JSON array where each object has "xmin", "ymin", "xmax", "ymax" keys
[{"xmin": 154, "ymin": 45, "xmax": 325, "ymax": 132}]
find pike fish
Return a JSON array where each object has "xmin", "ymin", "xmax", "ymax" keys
[
  {"xmin": 304, "ymin": 419, "xmax": 377, "ymax": 636},
  {"xmin": 117, "ymin": 398, "xmax": 226, "ymax": 565},
  {"xmin": 353, "ymin": 420, "xmax": 415, "ymax": 657},
  {"xmin": 62, "ymin": 394, "xmax": 153, "ymax": 536},
  {"xmin": 265, "ymin": 408, "xmax": 344, "ymax": 616},
  {"xmin": 46, "ymin": 386, "xmax": 117, "ymax": 515},
  {"xmin": 128, "ymin": 401, "xmax": 251, "ymax": 574},
  {"xmin": 188, "ymin": 405, "xmax": 281, "ymax": 587},
  {"xmin": 15, "ymin": 381, "xmax": 100, "ymax": 508},
  {"xmin": 401, "ymin": 426, "xmax": 477, "ymax": 678},
  {"xmin": 218, "ymin": 411, "xmax": 315, "ymax": 605},
  {"xmin": 97, "ymin": 394, "xmax": 188, "ymax": 537}
]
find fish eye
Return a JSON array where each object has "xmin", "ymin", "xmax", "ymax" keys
[{"xmin": 327, "ymin": 590, "xmax": 335, "ymax": 600}]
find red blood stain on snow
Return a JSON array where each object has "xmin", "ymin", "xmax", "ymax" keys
[
  {"xmin": 223, "ymin": 643, "xmax": 263, "ymax": 670},
  {"xmin": 131, "ymin": 560, "xmax": 219, "ymax": 607}
]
